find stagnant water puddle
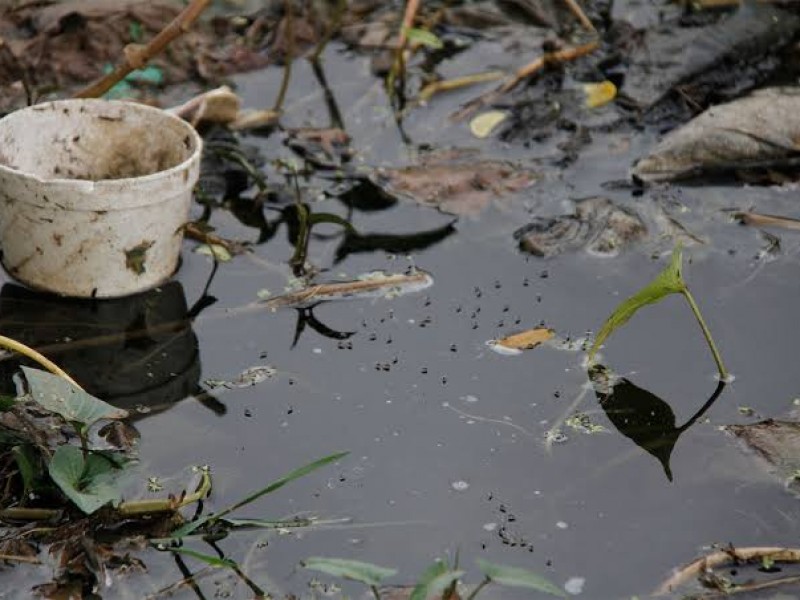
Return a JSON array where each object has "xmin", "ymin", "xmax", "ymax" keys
[{"xmin": 4, "ymin": 42, "xmax": 800, "ymax": 599}]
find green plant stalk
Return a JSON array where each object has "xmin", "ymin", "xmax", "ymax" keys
[
  {"xmin": 118, "ymin": 469, "xmax": 212, "ymax": 516},
  {"xmin": 0, "ymin": 334, "xmax": 81, "ymax": 389},
  {"xmin": 465, "ymin": 576, "xmax": 491, "ymax": 600},
  {"xmin": 681, "ymin": 288, "xmax": 728, "ymax": 380},
  {"xmin": 370, "ymin": 584, "xmax": 381, "ymax": 600},
  {"xmin": 0, "ymin": 507, "xmax": 60, "ymax": 521}
]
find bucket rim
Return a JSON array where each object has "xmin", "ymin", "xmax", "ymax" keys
[{"xmin": 0, "ymin": 98, "xmax": 202, "ymax": 189}]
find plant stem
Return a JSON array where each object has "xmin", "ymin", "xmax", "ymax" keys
[
  {"xmin": 273, "ymin": 0, "xmax": 294, "ymax": 113},
  {"xmin": 370, "ymin": 584, "xmax": 381, "ymax": 600},
  {"xmin": 118, "ymin": 468, "xmax": 212, "ymax": 516},
  {"xmin": 681, "ymin": 288, "xmax": 728, "ymax": 380},
  {"xmin": 0, "ymin": 335, "xmax": 81, "ymax": 389},
  {"xmin": 465, "ymin": 577, "xmax": 491, "ymax": 600},
  {"xmin": 74, "ymin": 0, "xmax": 211, "ymax": 98}
]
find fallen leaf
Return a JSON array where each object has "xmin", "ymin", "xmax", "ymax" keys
[
  {"xmin": 375, "ymin": 158, "xmax": 534, "ymax": 217},
  {"xmin": 470, "ymin": 111, "xmax": 507, "ymax": 138},
  {"xmin": 488, "ymin": 328, "xmax": 554, "ymax": 355},
  {"xmin": 583, "ymin": 81, "xmax": 616, "ymax": 109},
  {"xmin": 195, "ymin": 244, "xmax": 233, "ymax": 262},
  {"xmin": 633, "ymin": 88, "xmax": 800, "ymax": 182},
  {"xmin": 725, "ymin": 419, "xmax": 800, "ymax": 495}
]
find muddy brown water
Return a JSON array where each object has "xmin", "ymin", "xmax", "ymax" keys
[{"xmin": 4, "ymin": 46, "xmax": 800, "ymax": 599}]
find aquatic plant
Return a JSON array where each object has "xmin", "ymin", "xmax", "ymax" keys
[{"xmin": 588, "ymin": 245, "xmax": 728, "ymax": 380}]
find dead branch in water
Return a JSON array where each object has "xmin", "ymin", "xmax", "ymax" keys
[{"xmin": 74, "ymin": 0, "xmax": 211, "ymax": 99}]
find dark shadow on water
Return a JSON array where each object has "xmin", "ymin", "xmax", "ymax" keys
[
  {"xmin": 334, "ymin": 220, "xmax": 457, "ymax": 263},
  {"xmin": 589, "ymin": 364, "xmax": 726, "ymax": 481},
  {"xmin": 0, "ymin": 281, "xmax": 222, "ymax": 420},
  {"xmin": 291, "ymin": 306, "xmax": 356, "ymax": 348}
]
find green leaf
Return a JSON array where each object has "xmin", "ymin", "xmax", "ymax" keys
[
  {"xmin": 411, "ymin": 561, "xmax": 464, "ymax": 600},
  {"xmin": 403, "ymin": 27, "xmax": 444, "ymax": 50},
  {"xmin": 166, "ymin": 547, "xmax": 236, "ymax": 568},
  {"xmin": 588, "ymin": 245, "xmax": 686, "ymax": 362},
  {"xmin": 48, "ymin": 446, "xmax": 130, "ymax": 514},
  {"xmin": 0, "ymin": 394, "xmax": 16, "ymax": 412},
  {"xmin": 308, "ymin": 212, "xmax": 356, "ymax": 233},
  {"xmin": 23, "ymin": 367, "xmax": 128, "ymax": 429},
  {"xmin": 171, "ymin": 451, "xmax": 349, "ymax": 538},
  {"xmin": 476, "ymin": 559, "xmax": 565, "ymax": 597},
  {"xmin": 12, "ymin": 445, "xmax": 39, "ymax": 497},
  {"xmin": 302, "ymin": 557, "xmax": 397, "ymax": 587}
]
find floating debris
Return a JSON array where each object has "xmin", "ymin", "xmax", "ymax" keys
[
  {"xmin": 264, "ymin": 270, "xmax": 434, "ymax": 311},
  {"xmin": 487, "ymin": 327, "xmax": 554, "ymax": 356},
  {"xmin": 470, "ymin": 111, "xmax": 508, "ymax": 138},
  {"xmin": 205, "ymin": 365, "xmax": 277, "ymax": 390},
  {"xmin": 735, "ymin": 211, "xmax": 800, "ymax": 232},
  {"xmin": 515, "ymin": 197, "xmax": 647, "ymax": 257},
  {"xmin": 374, "ymin": 156, "xmax": 535, "ymax": 217},
  {"xmin": 633, "ymin": 88, "xmax": 800, "ymax": 182}
]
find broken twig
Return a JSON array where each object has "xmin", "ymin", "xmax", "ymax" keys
[
  {"xmin": 561, "ymin": 0, "xmax": 597, "ymax": 32},
  {"xmin": 74, "ymin": 0, "xmax": 212, "ymax": 99},
  {"xmin": 734, "ymin": 211, "xmax": 800, "ymax": 232},
  {"xmin": 655, "ymin": 547, "xmax": 800, "ymax": 596},
  {"xmin": 451, "ymin": 40, "xmax": 599, "ymax": 121}
]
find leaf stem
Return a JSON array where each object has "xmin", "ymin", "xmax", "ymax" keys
[
  {"xmin": 681, "ymin": 288, "xmax": 728, "ymax": 380},
  {"xmin": 465, "ymin": 576, "xmax": 491, "ymax": 600},
  {"xmin": 370, "ymin": 584, "xmax": 382, "ymax": 600},
  {"xmin": 0, "ymin": 335, "xmax": 81, "ymax": 389}
]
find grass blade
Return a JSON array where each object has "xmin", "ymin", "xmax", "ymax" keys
[
  {"xmin": 171, "ymin": 451, "xmax": 348, "ymax": 538},
  {"xmin": 302, "ymin": 556, "xmax": 397, "ymax": 586},
  {"xmin": 476, "ymin": 559, "xmax": 565, "ymax": 597}
]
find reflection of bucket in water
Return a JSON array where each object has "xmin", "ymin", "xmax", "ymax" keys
[{"xmin": 0, "ymin": 281, "xmax": 201, "ymax": 418}]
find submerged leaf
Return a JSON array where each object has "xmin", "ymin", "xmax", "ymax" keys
[
  {"xmin": 23, "ymin": 367, "xmax": 128, "ymax": 428},
  {"xmin": 48, "ymin": 446, "xmax": 129, "ymax": 514},
  {"xmin": 588, "ymin": 246, "xmax": 685, "ymax": 361},
  {"xmin": 476, "ymin": 559, "xmax": 565, "ymax": 596},
  {"xmin": 375, "ymin": 158, "xmax": 535, "ymax": 216},
  {"xmin": 302, "ymin": 557, "xmax": 397, "ymax": 586},
  {"xmin": 725, "ymin": 420, "xmax": 800, "ymax": 494},
  {"xmin": 515, "ymin": 197, "xmax": 647, "ymax": 258}
]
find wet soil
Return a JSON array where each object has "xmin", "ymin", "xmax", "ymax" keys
[{"xmin": 4, "ymin": 44, "xmax": 800, "ymax": 599}]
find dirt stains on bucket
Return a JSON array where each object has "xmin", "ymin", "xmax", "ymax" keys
[{"xmin": 125, "ymin": 241, "xmax": 154, "ymax": 275}]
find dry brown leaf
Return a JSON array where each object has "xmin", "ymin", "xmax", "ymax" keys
[
  {"xmin": 489, "ymin": 327, "xmax": 554, "ymax": 355},
  {"xmin": 375, "ymin": 159, "xmax": 535, "ymax": 217}
]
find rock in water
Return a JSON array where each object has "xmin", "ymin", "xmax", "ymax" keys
[{"xmin": 633, "ymin": 88, "xmax": 800, "ymax": 182}]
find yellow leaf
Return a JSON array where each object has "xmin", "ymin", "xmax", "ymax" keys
[
  {"xmin": 583, "ymin": 81, "xmax": 617, "ymax": 109},
  {"xmin": 470, "ymin": 111, "xmax": 507, "ymax": 138},
  {"xmin": 489, "ymin": 328, "xmax": 554, "ymax": 355}
]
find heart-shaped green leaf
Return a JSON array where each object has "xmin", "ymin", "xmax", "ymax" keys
[
  {"xmin": 476, "ymin": 559, "xmax": 565, "ymax": 596},
  {"xmin": 23, "ymin": 367, "xmax": 128, "ymax": 428},
  {"xmin": 48, "ymin": 446, "xmax": 131, "ymax": 514},
  {"xmin": 588, "ymin": 245, "xmax": 686, "ymax": 362}
]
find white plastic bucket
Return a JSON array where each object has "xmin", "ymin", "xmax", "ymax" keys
[{"xmin": 0, "ymin": 99, "xmax": 202, "ymax": 298}]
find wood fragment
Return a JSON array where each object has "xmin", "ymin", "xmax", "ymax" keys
[
  {"xmin": 265, "ymin": 271, "xmax": 434, "ymax": 310},
  {"xmin": 655, "ymin": 547, "xmax": 800, "ymax": 596},
  {"xmin": 734, "ymin": 211, "xmax": 800, "ymax": 232},
  {"xmin": 451, "ymin": 40, "xmax": 599, "ymax": 121},
  {"xmin": 0, "ymin": 553, "xmax": 41, "ymax": 564},
  {"xmin": 74, "ymin": 0, "xmax": 212, "ymax": 99},
  {"xmin": 561, "ymin": 0, "xmax": 597, "ymax": 32}
]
